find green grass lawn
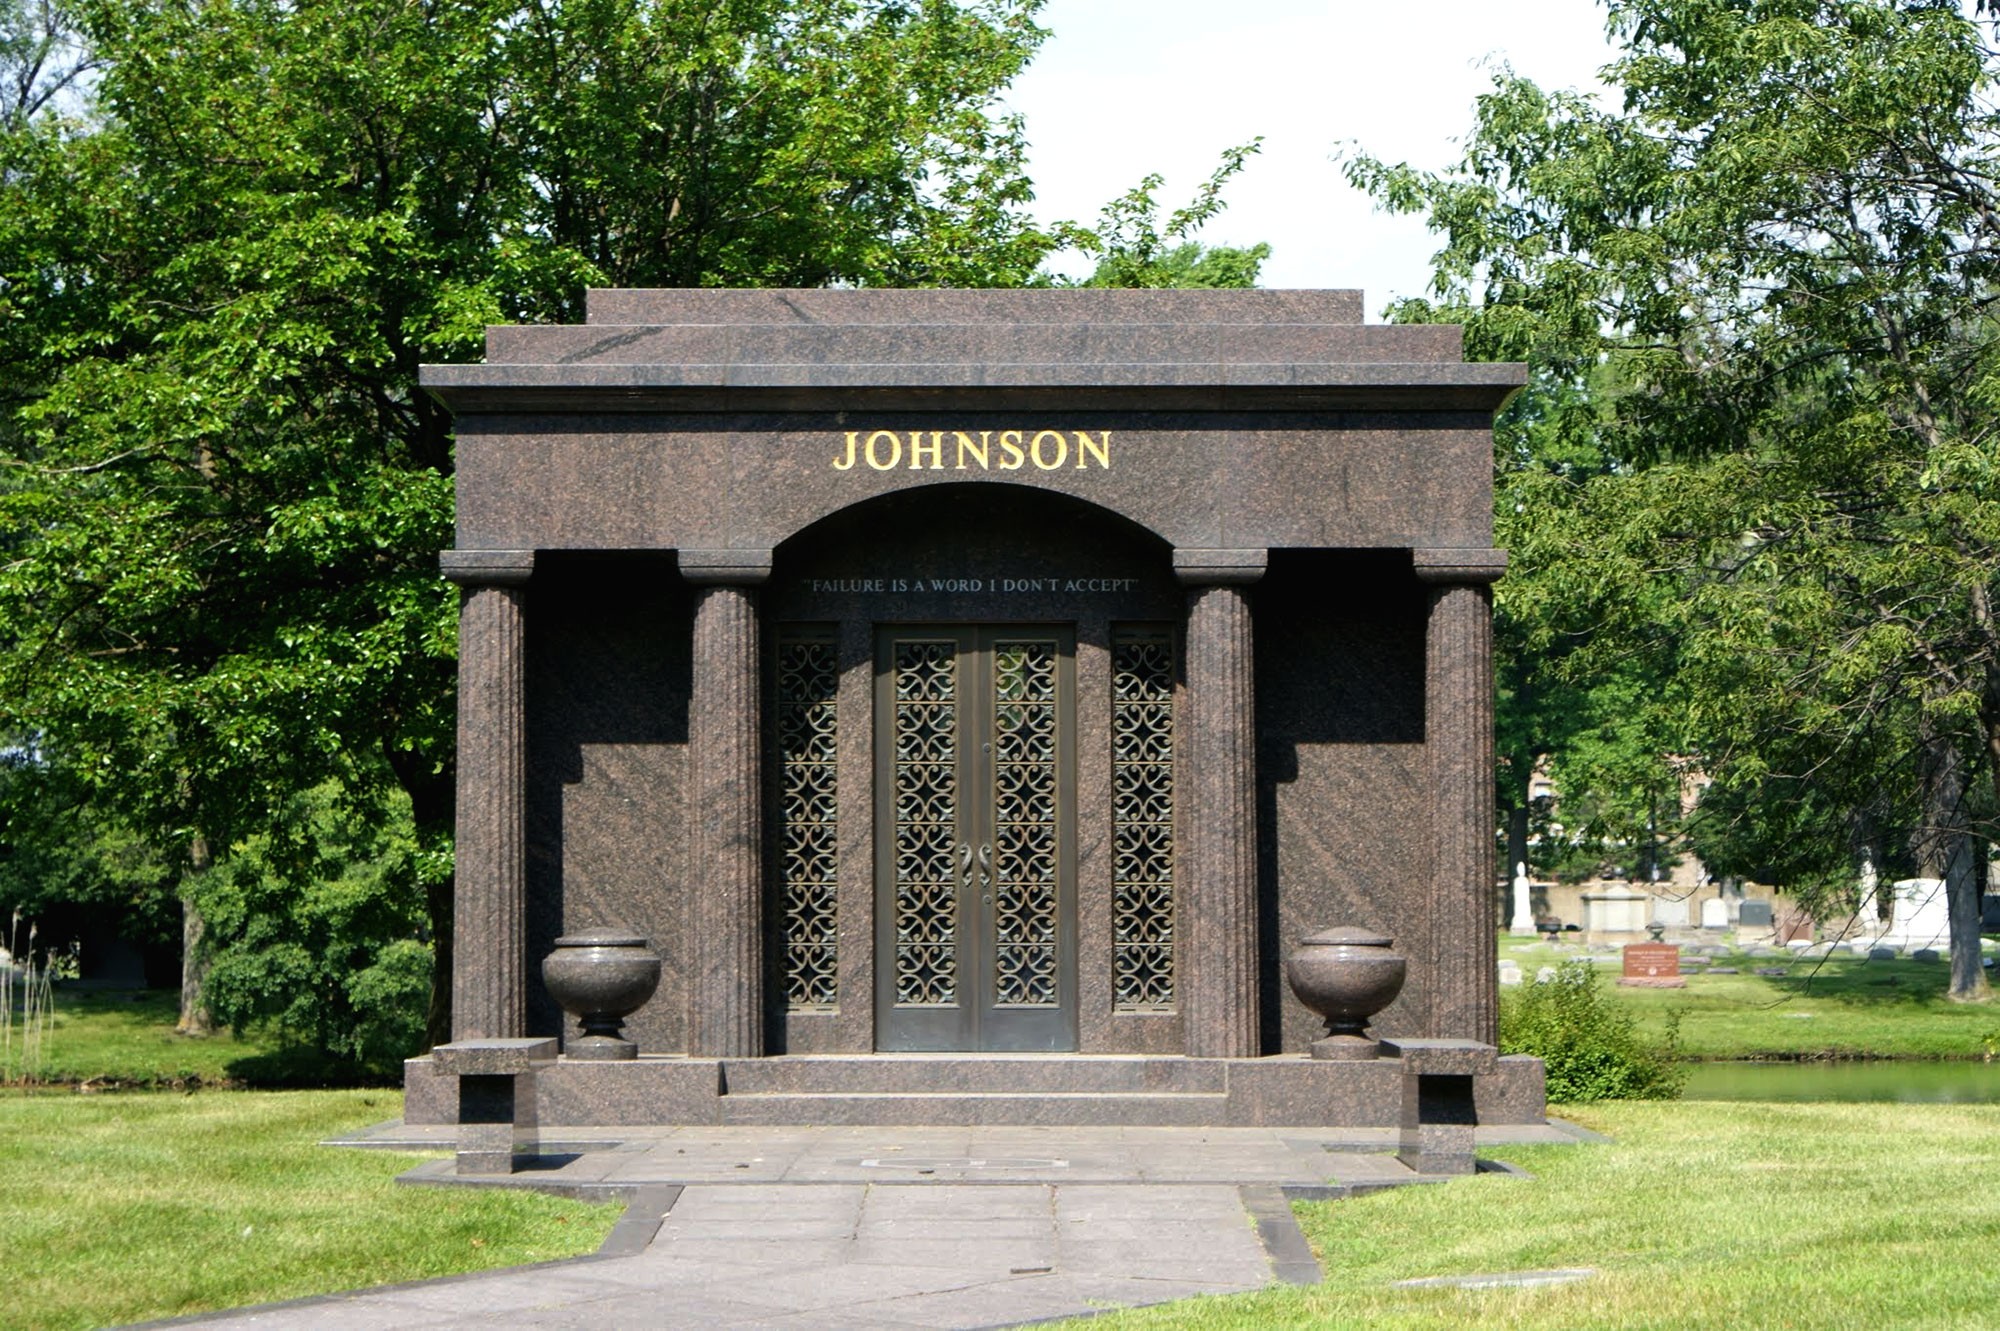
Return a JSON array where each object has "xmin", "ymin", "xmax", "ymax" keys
[
  {"xmin": 9, "ymin": 973, "xmax": 1998, "ymax": 1329},
  {"xmin": 6, "ymin": 987, "xmax": 405, "ymax": 1088},
  {"xmin": 8, "ymin": 1094, "xmax": 1998, "ymax": 1331},
  {"xmin": 0, "ymin": 1089, "xmax": 617, "ymax": 1331},
  {"xmin": 1501, "ymin": 940, "xmax": 2000, "ymax": 1060},
  {"xmin": 1052, "ymin": 1099, "xmax": 2000, "ymax": 1331},
  {"xmin": 9, "ymin": 989, "xmax": 280, "ymax": 1087}
]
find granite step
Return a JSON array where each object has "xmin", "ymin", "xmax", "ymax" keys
[
  {"xmin": 719, "ymin": 1055, "xmax": 1229, "ymax": 1097},
  {"xmin": 716, "ymin": 1089, "xmax": 1233, "ymax": 1127}
]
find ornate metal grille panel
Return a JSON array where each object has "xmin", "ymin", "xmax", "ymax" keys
[
  {"xmin": 1112, "ymin": 631, "xmax": 1176, "ymax": 1010},
  {"xmin": 990, "ymin": 640, "xmax": 1060, "ymax": 1006},
  {"xmin": 892, "ymin": 640, "xmax": 960, "ymax": 1006},
  {"xmin": 777, "ymin": 636, "xmax": 839, "ymax": 1009}
]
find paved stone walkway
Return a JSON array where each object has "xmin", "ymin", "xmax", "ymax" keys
[{"xmin": 146, "ymin": 1123, "xmax": 1585, "ymax": 1330}]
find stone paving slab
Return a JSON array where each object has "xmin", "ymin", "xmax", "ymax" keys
[
  {"xmin": 144, "ymin": 1121, "xmax": 1593, "ymax": 1330},
  {"xmin": 150, "ymin": 1182, "xmax": 1281, "ymax": 1330}
]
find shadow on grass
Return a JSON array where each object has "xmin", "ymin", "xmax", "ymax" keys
[
  {"xmin": 23, "ymin": 985, "xmax": 410, "ymax": 1090},
  {"xmin": 1779, "ymin": 955, "xmax": 1980, "ymax": 1008},
  {"xmin": 223, "ymin": 1047, "xmax": 403, "ymax": 1089}
]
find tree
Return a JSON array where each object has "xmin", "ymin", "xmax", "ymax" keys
[
  {"xmin": 0, "ymin": 757, "xmax": 179, "ymax": 966},
  {"xmin": 0, "ymin": 0, "xmax": 1062, "ymax": 1049},
  {"xmin": 1349, "ymin": 0, "xmax": 2000, "ymax": 999},
  {"xmin": 193, "ymin": 782, "xmax": 434, "ymax": 1073},
  {"xmin": 0, "ymin": 0, "xmax": 93, "ymax": 129},
  {"xmin": 1062, "ymin": 139, "xmax": 1271, "ymax": 288}
]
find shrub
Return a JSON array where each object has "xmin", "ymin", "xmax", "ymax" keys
[
  {"xmin": 1500, "ymin": 959, "xmax": 1685, "ymax": 1102},
  {"xmin": 194, "ymin": 781, "xmax": 432, "ymax": 1074}
]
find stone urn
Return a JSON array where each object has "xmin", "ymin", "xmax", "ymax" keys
[
  {"xmin": 1285, "ymin": 927, "xmax": 1408, "ymax": 1060},
  {"xmin": 542, "ymin": 931, "xmax": 662, "ymax": 1060}
]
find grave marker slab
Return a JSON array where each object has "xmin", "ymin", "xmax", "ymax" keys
[{"xmin": 1618, "ymin": 942, "xmax": 1685, "ymax": 988}]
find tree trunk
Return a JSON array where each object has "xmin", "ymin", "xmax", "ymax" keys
[
  {"xmin": 1506, "ymin": 802, "xmax": 1530, "ymax": 900},
  {"xmin": 1915, "ymin": 728, "xmax": 1990, "ymax": 1003},
  {"xmin": 176, "ymin": 832, "xmax": 215, "ymax": 1036},
  {"xmin": 1850, "ymin": 806, "xmax": 1887, "ymax": 924},
  {"xmin": 387, "ymin": 734, "xmax": 457, "ymax": 1051}
]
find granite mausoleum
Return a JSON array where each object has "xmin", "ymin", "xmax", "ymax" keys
[{"xmin": 405, "ymin": 288, "xmax": 1545, "ymax": 1129}]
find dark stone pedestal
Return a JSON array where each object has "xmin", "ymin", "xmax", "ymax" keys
[
  {"xmin": 402, "ymin": 1051, "xmax": 1545, "ymax": 1128},
  {"xmin": 433, "ymin": 1038, "xmax": 557, "ymax": 1175},
  {"xmin": 1382, "ymin": 1037, "xmax": 1498, "ymax": 1176}
]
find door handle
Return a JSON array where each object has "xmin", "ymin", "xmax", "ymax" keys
[{"xmin": 977, "ymin": 843, "xmax": 993, "ymax": 903}]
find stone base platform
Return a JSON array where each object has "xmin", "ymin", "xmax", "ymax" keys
[{"xmin": 404, "ymin": 1052, "xmax": 1545, "ymax": 1129}]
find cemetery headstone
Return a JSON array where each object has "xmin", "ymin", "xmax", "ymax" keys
[
  {"xmin": 1885, "ymin": 878, "xmax": 1951, "ymax": 950},
  {"xmin": 1510, "ymin": 862, "xmax": 1537, "ymax": 936},
  {"xmin": 1650, "ymin": 896, "xmax": 1691, "ymax": 927},
  {"xmin": 1619, "ymin": 942, "xmax": 1686, "ymax": 988}
]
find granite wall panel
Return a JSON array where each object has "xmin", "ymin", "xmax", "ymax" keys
[
  {"xmin": 453, "ymin": 412, "xmax": 1496, "ymax": 557},
  {"xmin": 1257, "ymin": 551, "xmax": 1433, "ymax": 1054},
  {"xmin": 524, "ymin": 555, "xmax": 691, "ymax": 1054}
]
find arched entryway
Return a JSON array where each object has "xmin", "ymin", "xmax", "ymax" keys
[{"xmin": 767, "ymin": 485, "xmax": 1181, "ymax": 1055}]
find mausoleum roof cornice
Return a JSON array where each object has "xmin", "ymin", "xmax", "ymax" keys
[{"xmin": 419, "ymin": 360, "xmax": 1526, "ymax": 415}]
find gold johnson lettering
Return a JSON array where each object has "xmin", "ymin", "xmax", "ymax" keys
[{"xmin": 831, "ymin": 430, "xmax": 1111, "ymax": 472}]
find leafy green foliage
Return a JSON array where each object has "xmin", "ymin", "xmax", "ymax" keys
[
  {"xmin": 1501, "ymin": 960, "xmax": 1684, "ymax": 1102},
  {"xmin": 1064, "ymin": 139, "xmax": 1270, "ymax": 288},
  {"xmin": 0, "ymin": 760, "xmax": 178, "ymax": 947},
  {"xmin": 1351, "ymin": 0, "xmax": 2000, "ymax": 996},
  {"xmin": 0, "ymin": 0, "xmax": 1062, "ymax": 857},
  {"xmin": 192, "ymin": 784, "xmax": 430, "ymax": 1071},
  {"xmin": 0, "ymin": 0, "xmax": 1276, "ymax": 1054},
  {"xmin": 0, "ymin": 0, "xmax": 1066, "ymax": 1041},
  {"xmin": 0, "ymin": 0, "xmax": 92, "ymax": 127}
]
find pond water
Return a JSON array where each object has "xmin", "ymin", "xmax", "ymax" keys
[{"xmin": 1681, "ymin": 1059, "xmax": 2000, "ymax": 1104}]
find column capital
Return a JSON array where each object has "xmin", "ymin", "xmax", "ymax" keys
[
  {"xmin": 1412, "ymin": 548, "xmax": 1507, "ymax": 586},
  {"xmin": 440, "ymin": 549, "xmax": 535, "ymax": 587},
  {"xmin": 1173, "ymin": 548, "xmax": 1267, "ymax": 587},
  {"xmin": 679, "ymin": 548, "xmax": 774, "ymax": 586}
]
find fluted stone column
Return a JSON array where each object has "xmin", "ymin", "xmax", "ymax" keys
[
  {"xmin": 680, "ymin": 549, "xmax": 773, "ymax": 1058},
  {"xmin": 1414, "ymin": 548, "xmax": 1508, "ymax": 1045},
  {"xmin": 1175, "ymin": 548, "xmax": 1267, "ymax": 1059},
  {"xmin": 442, "ymin": 550, "xmax": 535, "ymax": 1041}
]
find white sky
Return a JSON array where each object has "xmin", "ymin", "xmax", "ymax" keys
[{"xmin": 1004, "ymin": 1, "xmax": 1620, "ymax": 315}]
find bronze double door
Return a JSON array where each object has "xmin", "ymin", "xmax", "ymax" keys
[{"xmin": 874, "ymin": 625, "xmax": 1078, "ymax": 1051}]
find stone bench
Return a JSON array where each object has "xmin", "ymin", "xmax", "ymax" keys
[
  {"xmin": 1379, "ymin": 1038, "xmax": 1498, "ymax": 1176},
  {"xmin": 431, "ymin": 1038, "xmax": 557, "ymax": 1175}
]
